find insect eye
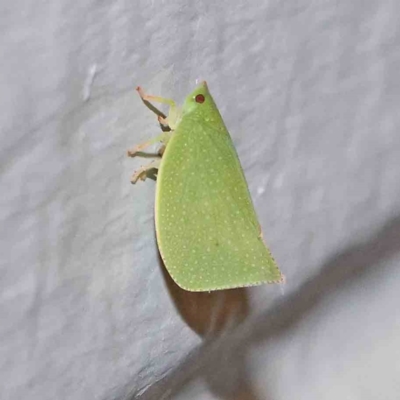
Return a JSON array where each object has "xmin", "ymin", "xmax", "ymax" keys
[{"xmin": 195, "ymin": 94, "xmax": 205, "ymax": 104}]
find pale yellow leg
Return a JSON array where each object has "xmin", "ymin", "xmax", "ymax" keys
[
  {"xmin": 127, "ymin": 131, "xmax": 171, "ymax": 157},
  {"xmin": 128, "ymin": 87, "xmax": 178, "ymax": 184},
  {"xmin": 131, "ymin": 159, "xmax": 161, "ymax": 184},
  {"xmin": 136, "ymin": 86, "xmax": 179, "ymax": 129}
]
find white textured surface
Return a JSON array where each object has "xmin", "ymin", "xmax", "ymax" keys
[{"xmin": 1, "ymin": 1, "xmax": 400, "ymax": 399}]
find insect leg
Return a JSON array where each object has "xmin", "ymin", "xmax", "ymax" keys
[
  {"xmin": 127, "ymin": 131, "xmax": 172, "ymax": 157},
  {"xmin": 136, "ymin": 87, "xmax": 179, "ymax": 129},
  {"xmin": 130, "ymin": 159, "xmax": 161, "ymax": 184}
]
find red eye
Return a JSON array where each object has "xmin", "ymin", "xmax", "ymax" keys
[{"xmin": 195, "ymin": 94, "xmax": 205, "ymax": 103}]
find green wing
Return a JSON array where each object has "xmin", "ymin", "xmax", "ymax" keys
[{"xmin": 155, "ymin": 85, "xmax": 281, "ymax": 291}]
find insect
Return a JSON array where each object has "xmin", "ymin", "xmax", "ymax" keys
[{"xmin": 128, "ymin": 81, "xmax": 283, "ymax": 291}]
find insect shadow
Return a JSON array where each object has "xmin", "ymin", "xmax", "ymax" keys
[{"xmin": 139, "ymin": 253, "xmax": 262, "ymax": 400}]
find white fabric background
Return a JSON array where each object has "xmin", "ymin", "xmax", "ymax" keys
[{"xmin": 1, "ymin": 1, "xmax": 400, "ymax": 399}]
